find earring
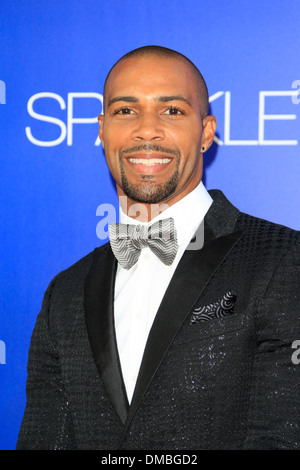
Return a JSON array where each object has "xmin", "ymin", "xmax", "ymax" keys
[{"xmin": 201, "ymin": 146, "xmax": 205, "ymax": 152}]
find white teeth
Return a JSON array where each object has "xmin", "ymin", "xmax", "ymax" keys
[{"xmin": 128, "ymin": 158, "xmax": 171, "ymax": 166}]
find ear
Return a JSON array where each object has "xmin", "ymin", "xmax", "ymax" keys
[
  {"xmin": 98, "ymin": 114, "xmax": 104, "ymax": 147},
  {"xmin": 200, "ymin": 115, "xmax": 217, "ymax": 153}
]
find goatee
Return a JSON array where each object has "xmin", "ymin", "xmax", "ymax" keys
[{"xmin": 119, "ymin": 144, "xmax": 180, "ymax": 203}]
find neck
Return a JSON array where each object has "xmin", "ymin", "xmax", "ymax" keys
[
  {"xmin": 118, "ymin": 195, "xmax": 170, "ymax": 222},
  {"xmin": 117, "ymin": 177, "xmax": 203, "ymax": 222}
]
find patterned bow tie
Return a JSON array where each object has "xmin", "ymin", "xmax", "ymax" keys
[{"xmin": 108, "ymin": 217, "xmax": 178, "ymax": 270}]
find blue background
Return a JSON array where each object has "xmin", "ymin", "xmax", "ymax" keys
[{"xmin": 0, "ymin": 0, "xmax": 299, "ymax": 449}]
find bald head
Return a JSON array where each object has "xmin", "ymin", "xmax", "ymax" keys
[{"xmin": 103, "ymin": 45, "xmax": 209, "ymax": 117}]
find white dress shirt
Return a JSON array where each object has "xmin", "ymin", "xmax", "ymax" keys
[{"xmin": 113, "ymin": 182, "xmax": 213, "ymax": 403}]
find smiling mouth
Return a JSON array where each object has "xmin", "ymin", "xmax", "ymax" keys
[
  {"xmin": 128, "ymin": 157, "xmax": 172, "ymax": 166},
  {"xmin": 125, "ymin": 155, "xmax": 174, "ymax": 174},
  {"xmin": 121, "ymin": 145, "xmax": 178, "ymax": 175}
]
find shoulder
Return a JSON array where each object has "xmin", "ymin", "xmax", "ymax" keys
[
  {"xmin": 234, "ymin": 207, "xmax": 300, "ymax": 290},
  {"xmin": 237, "ymin": 210, "xmax": 300, "ymax": 252},
  {"xmin": 37, "ymin": 243, "xmax": 111, "ymax": 334},
  {"xmin": 209, "ymin": 188, "xmax": 300, "ymax": 248},
  {"xmin": 208, "ymin": 190, "xmax": 300, "ymax": 280},
  {"xmin": 46, "ymin": 242, "xmax": 110, "ymax": 298}
]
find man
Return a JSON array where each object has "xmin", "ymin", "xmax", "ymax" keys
[{"xmin": 17, "ymin": 46, "xmax": 300, "ymax": 450}]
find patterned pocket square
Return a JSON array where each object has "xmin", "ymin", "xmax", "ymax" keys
[{"xmin": 191, "ymin": 290, "xmax": 237, "ymax": 324}]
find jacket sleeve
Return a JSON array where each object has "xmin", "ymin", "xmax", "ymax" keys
[
  {"xmin": 243, "ymin": 238, "xmax": 300, "ymax": 449},
  {"xmin": 16, "ymin": 278, "xmax": 77, "ymax": 450}
]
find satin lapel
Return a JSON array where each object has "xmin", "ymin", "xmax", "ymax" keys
[
  {"xmin": 125, "ymin": 225, "xmax": 244, "ymax": 429},
  {"xmin": 84, "ymin": 244, "xmax": 129, "ymax": 425}
]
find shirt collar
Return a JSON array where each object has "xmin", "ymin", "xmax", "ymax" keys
[{"xmin": 119, "ymin": 181, "xmax": 213, "ymax": 246}]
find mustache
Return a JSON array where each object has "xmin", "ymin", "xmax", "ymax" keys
[{"xmin": 120, "ymin": 144, "xmax": 180, "ymax": 157}]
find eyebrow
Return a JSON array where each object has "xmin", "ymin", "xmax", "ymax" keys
[
  {"xmin": 107, "ymin": 96, "xmax": 138, "ymax": 107},
  {"xmin": 107, "ymin": 95, "xmax": 192, "ymax": 108},
  {"xmin": 155, "ymin": 95, "xmax": 192, "ymax": 106}
]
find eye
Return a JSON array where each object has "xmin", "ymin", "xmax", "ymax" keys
[
  {"xmin": 114, "ymin": 107, "xmax": 134, "ymax": 115},
  {"xmin": 163, "ymin": 106, "xmax": 184, "ymax": 116}
]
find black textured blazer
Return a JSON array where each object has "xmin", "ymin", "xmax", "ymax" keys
[{"xmin": 17, "ymin": 191, "xmax": 300, "ymax": 450}]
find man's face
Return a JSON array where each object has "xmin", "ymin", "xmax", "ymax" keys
[{"xmin": 99, "ymin": 55, "xmax": 216, "ymax": 210}]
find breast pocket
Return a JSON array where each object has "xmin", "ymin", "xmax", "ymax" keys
[{"xmin": 174, "ymin": 311, "xmax": 245, "ymax": 345}]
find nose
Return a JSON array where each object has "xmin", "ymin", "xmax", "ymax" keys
[{"xmin": 131, "ymin": 112, "xmax": 165, "ymax": 141}]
